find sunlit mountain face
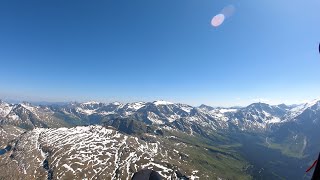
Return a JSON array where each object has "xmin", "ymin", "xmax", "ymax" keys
[{"xmin": 1, "ymin": 99, "xmax": 319, "ymax": 179}]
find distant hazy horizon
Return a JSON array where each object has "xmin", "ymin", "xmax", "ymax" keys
[{"xmin": 1, "ymin": 95, "xmax": 319, "ymax": 108}]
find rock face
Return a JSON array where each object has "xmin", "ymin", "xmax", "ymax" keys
[
  {"xmin": 0, "ymin": 125, "xmax": 25, "ymax": 147},
  {"xmin": 0, "ymin": 128, "xmax": 48, "ymax": 180}
]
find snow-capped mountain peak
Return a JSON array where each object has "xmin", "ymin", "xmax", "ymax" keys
[
  {"xmin": 153, "ymin": 100, "xmax": 174, "ymax": 106},
  {"xmin": 284, "ymin": 99, "xmax": 320, "ymax": 121},
  {"xmin": 20, "ymin": 102, "xmax": 37, "ymax": 112},
  {"xmin": 305, "ymin": 99, "xmax": 320, "ymax": 108},
  {"xmin": 82, "ymin": 101, "xmax": 101, "ymax": 105},
  {"xmin": 0, "ymin": 101, "xmax": 13, "ymax": 117},
  {"xmin": 127, "ymin": 102, "xmax": 146, "ymax": 110}
]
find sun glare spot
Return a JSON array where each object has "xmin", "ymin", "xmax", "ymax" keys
[{"xmin": 211, "ymin": 14, "xmax": 225, "ymax": 27}]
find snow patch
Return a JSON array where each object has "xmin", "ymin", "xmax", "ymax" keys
[
  {"xmin": 154, "ymin": 100, "xmax": 174, "ymax": 106},
  {"xmin": 218, "ymin": 109, "xmax": 238, "ymax": 113},
  {"xmin": 128, "ymin": 102, "xmax": 145, "ymax": 110},
  {"xmin": 82, "ymin": 101, "xmax": 100, "ymax": 105}
]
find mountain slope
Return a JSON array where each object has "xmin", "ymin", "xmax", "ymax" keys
[
  {"xmin": 268, "ymin": 100, "xmax": 320, "ymax": 158},
  {"xmin": 0, "ymin": 125, "xmax": 251, "ymax": 180}
]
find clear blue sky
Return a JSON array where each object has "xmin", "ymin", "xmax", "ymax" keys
[{"xmin": 0, "ymin": 0, "xmax": 320, "ymax": 106}]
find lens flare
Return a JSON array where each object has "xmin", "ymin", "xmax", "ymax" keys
[
  {"xmin": 211, "ymin": 14, "xmax": 225, "ymax": 27},
  {"xmin": 211, "ymin": 5, "xmax": 235, "ymax": 28},
  {"xmin": 221, "ymin": 5, "xmax": 235, "ymax": 18}
]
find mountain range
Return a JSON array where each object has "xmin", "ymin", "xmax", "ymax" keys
[{"xmin": 1, "ymin": 99, "xmax": 320, "ymax": 179}]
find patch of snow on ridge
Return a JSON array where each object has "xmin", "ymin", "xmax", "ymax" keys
[
  {"xmin": 20, "ymin": 103, "xmax": 36, "ymax": 113},
  {"xmin": 147, "ymin": 112, "xmax": 164, "ymax": 124},
  {"xmin": 7, "ymin": 114, "xmax": 20, "ymax": 121},
  {"xmin": 82, "ymin": 101, "xmax": 100, "ymax": 105},
  {"xmin": 285, "ymin": 99, "xmax": 320, "ymax": 121},
  {"xmin": 218, "ymin": 109, "xmax": 238, "ymax": 113},
  {"xmin": 266, "ymin": 117, "xmax": 281, "ymax": 123},
  {"xmin": 62, "ymin": 164, "xmax": 75, "ymax": 174},
  {"xmin": 76, "ymin": 107, "xmax": 96, "ymax": 115},
  {"xmin": 154, "ymin": 100, "xmax": 174, "ymax": 106},
  {"xmin": 111, "ymin": 101, "xmax": 122, "ymax": 106},
  {"xmin": 128, "ymin": 102, "xmax": 145, "ymax": 110},
  {"xmin": 0, "ymin": 102, "xmax": 13, "ymax": 117},
  {"xmin": 306, "ymin": 99, "xmax": 320, "ymax": 109},
  {"xmin": 179, "ymin": 105, "xmax": 193, "ymax": 113}
]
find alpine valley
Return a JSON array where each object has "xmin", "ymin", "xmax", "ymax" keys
[{"xmin": 1, "ymin": 99, "xmax": 320, "ymax": 180}]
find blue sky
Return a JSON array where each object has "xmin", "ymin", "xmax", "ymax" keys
[{"xmin": 0, "ymin": 0, "xmax": 320, "ymax": 106}]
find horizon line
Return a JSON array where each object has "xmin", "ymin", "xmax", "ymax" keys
[{"xmin": 1, "ymin": 98, "xmax": 319, "ymax": 108}]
